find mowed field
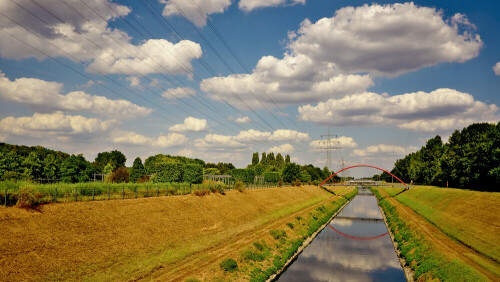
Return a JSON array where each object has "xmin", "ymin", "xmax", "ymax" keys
[
  {"xmin": 379, "ymin": 186, "xmax": 500, "ymax": 277},
  {"xmin": 0, "ymin": 185, "xmax": 343, "ymax": 281}
]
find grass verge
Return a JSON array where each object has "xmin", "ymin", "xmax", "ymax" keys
[{"xmin": 371, "ymin": 187, "xmax": 489, "ymax": 281}]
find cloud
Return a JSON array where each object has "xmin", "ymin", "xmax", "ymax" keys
[
  {"xmin": 235, "ymin": 129, "xmax": 271, "ymax": 142},
  {"xmin": 126, "ymin": 76, "xmax": 141, "ymax": 88},
  {"xmin": 0, "ymin": 111, "xmax": 118, "ymax": 138},
  {"xmin": 289, "ymin": 2, "xmax": 482, "ymax": 76},
  {"xmin": 309, "ymin": 136, "xmax": 358, "ymax": 150},
  {"xmin": 239, "ymin": 0, "xmax": 305, "ymax": 12},
  {"xmin": 494, "ymin": 62, "xmax": 500, "ymax": 76},
  {"xmin": 112, "ymin": 130, "xmax": 188, "ymax": 147},
  {"xmin": 298, "ymin": 88, "xmax": 499, "ymax": 132},
  {"xmin": 152, "ymin": 133, "xmax": 189, "ymax": 147},
  {"xmin": 169, "ymin": 117, "xmax": 208, "ymax": 132},
  {"xmin": 201, "ymin": 53, "xmax": 373, "ymax": 109},
  {"xmin": 176, "ymin": 148, "xmax": 245, "ymax": 166},
  {"xmin": 162, "ymin": 87, "xmax": 196, "ymax": 99},
  {"xmin": 268, "ymin": 143, "xmax": 295, "ymax": 154},
  {"xmin": 160, "ymin": 0, "xmax": 231, "ymax": 27},
  {"xmin": 269, "ymin": 129, "xmax": 310, "ymax": 142},
  {"xmin": 352, "ymin": 144, "xmax": 418, "ymax": 157},
  {"xmin": 0, "ymin": 71, "xmax": 152, "ymax": 119},
  {"xmin": 235, "ymin": 116, "xmax": 252, "ymax": 123},
  {"xmin": 0, "ymin": 1, "xmax": 201, "ymax": 76},
  {"xmin": 194, "ymin": 133, "xmax": 247, "ymax": 150}
]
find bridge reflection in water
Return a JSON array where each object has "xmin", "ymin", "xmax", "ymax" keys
[{"xmin": 278, "ymin": 188, "xmax": 406, "ymax": 281}]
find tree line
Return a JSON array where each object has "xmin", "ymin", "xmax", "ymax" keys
[{"xmin": 383, "ymin": 122, "xmax": 499, "ymax": 191}]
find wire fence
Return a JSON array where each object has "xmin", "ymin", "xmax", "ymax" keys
[{"xmin": 1, "ymin": 181, "xmax": 293, "ymax": 207}]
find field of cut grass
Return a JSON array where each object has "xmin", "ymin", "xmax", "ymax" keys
[
  {"xmin": 371, "ymin": 188, "xmax": 491, "ymax": 281},
  {"xmin": 0, "ymin": 185, "xmax": 348, "ymax": 281},
  {"xmin": 389, "ymin": 186, "xmax": 500, "ymax": 264}
]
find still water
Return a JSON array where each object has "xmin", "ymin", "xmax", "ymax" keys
[{"xmin": 278, "ymin": 188, "xmax": 406, "ymax": 282}]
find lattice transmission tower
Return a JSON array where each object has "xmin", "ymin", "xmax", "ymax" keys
[{"xmin": 316, "ymin": 128, "xmax": 341, "ymax": 172}]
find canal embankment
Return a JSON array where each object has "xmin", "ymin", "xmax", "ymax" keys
[{"xmin": 371, "ymin": 187, "xmax": 498, "ymax": 281}]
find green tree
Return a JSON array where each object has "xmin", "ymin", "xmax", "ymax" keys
[
  {"xmin": 60, "ymin": 154, "xmax": 95, "ymax": 183},
  {"xmin": 183, "ymin": 164, "xmax": 203, "ymax": 184},
  {"xmin": 204, "ymin": 168, "xmax": 220, "ymax": 175},
  {"xmin": 93, "ymin": 150, "xmax": 127, "ymax": 173},
  {"xmin": 299, "ymin": 170, "xmax": 311, "ymax": 182},
  {"xmin": 282, "ymin": 163, "xmax": 300, "ymax": 183},
  {"xmin": 260, "ymin": 152, "xmax": 267, "ymax": 165},
  {"xmin": 275, "ymin": 153, "xmax": 285, "ymax": 168},
  {"xmin": 130, "ymin": 157, "xmax": 146, "ymax": 182},
  {"xmin": 285, "ymin": 154, "xmax": 290, "ymax": 163},
  {"xmin": 253, "ymin": 163, "xmax": 265, "ymax": 176},
  {"xmin": 102, "ymin": 163, "xmax": 114, "ymax": 175},
  {"xmin": 267, "ymin": 152, "xmax": 275, "ymax": 166},
  {"xmin": 42, "ymin": 154, "xmax": 59, "ymax": 179},
  {"xmin": 252, "ymin": 152, "xmax": 259, "ymax": 165},
  {"xmin": 22, "ymin": 151, "xmax": 42, "ymax": 179}
]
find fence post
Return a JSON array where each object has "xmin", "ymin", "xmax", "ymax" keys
[
  {"xmin": 75, "ymin": 187, "xmax": 77, "ymax": 202},
  {"xmin": 4, "ymin": 188, "xmax": 6, "ymax": 206},
  {"xmin": 92, "ymin": 185, "xmax": 95, "ymax": 201},
  {"xmin": 175, "ymin": 185, "xmax": 177, "ymax": 196},
  {"xmin": 156, "ymin": 184, "xmax": 158, "ymax": 197},
  {"xmin": 146, "ymin": 184, "xmax": 149, "ymax": 197},
  {"xmin": 190, "ymin": 183, "xmax": 192, "ymax": 193},
  {"xmin": 55, "ymin": 186, "xmax": 57, "ymax": 202},
  {"xmin": 122, "ymin": 185, "xmax": 125, "ymax": 200},
  {"xmin": 108, "ymin": 186, "xmax": 110, "ymax": 200},
  {"xmin": 183, "ymin": 184, "xmax": 185, "ymax": 195},
  {"xmin": 135, "ymin": 186, "xmax": 137, "ymax": 199},
  {"xmin": 166, "ymin": 184, "xmax": 168, "ymax": 196}
]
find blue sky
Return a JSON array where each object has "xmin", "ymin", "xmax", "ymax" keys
[{"xmin": 0, "ymin": 0, "xmax": 499, "ymax": 177}]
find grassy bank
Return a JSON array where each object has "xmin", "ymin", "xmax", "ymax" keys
[
  {"xmin": 371, "ymin": 188, "xmax": 491, "ymax": 281},
  {"xmin": 383, "ymin": 186, "xmax": 500, "ymax": 264},
  {"xmin": 0, "ymin": 180, "xmax": 286, "ymax": 206},
  {"xmin": 0, "ymin": 185, "xmax": 353, "ymax": 281}
]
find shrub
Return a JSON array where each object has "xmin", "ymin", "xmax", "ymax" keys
[
  {"xmin": 2, "ymin": 171, "xmax": 24, "ymax": 181},
  {"xmin": 278, "ymin": 179, "xmax": 283, "ymax": 187},
  {"xmin": 16, "ymin": 185, "xmax": 42, "ymax": 208},
  {"xmin": 264, "ymin": 172, "xmax": 279, "ymax": 183},
  {"xmin": 293, "ymin": 179, "xmax": 301, "ymax": 186},
  {"xmin": 155, "ymin": 162, "xmax": 183, "ymax": 183},
  {"xmin": 203, "ymin": 167, "xmax": 220, "ymax": 175},
  {"xmin": 183, "ymin": 164, "xmax": 203, "ymax": 184},
  {"xmin": 137, "ymin": 175, "xmax": 150, "ymax": 183},
  {"xmin": 286, "ymin": 222, "xmax": 294, "ymax": 229},
  {"xmin": 235, "ymin": 180, "xmax": 245, "ymax": 192},
  {"xmin": 192, "ymin": 187, "xmax": 210, "ymax": 196},
  {"xmin": 253, "ymin": 241, "xmax": 265, "ymax": 251},
  {"xmin": 270, "ymin": 229, "xmax": 287, "ymax": 240},
  {"xmin": 108, "ymin": 167, "xmax": 129, "ymax": 183},
  {"xmin": 240, "ymin": 249, "xmax": 265, "ymax": 262},
  {"xmin": 220, "ymin": 258, "xmax": 238, "ymax": 272}
]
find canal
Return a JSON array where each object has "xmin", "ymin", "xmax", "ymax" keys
[{"xmin": 278, "ymin": 188, "xmax": 406, "ymax": 281}]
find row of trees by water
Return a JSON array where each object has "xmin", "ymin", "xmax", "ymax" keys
[
  {"xmin": 382, "ymin": 122, "xmax": 499, "ymax": 191},
  {"xmin": 0, "ymin": 142, "xmax": 334, "ymax": 185}
]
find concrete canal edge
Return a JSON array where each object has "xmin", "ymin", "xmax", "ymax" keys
[
  {"xmin": 374, "ymin": 192, "xmax": 415, "ymax": 282},
  {"xmin": 267, "ymin": 194, "xmax": 355, "ymax": 282}
]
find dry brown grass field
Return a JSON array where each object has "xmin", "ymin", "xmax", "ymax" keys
[{"xmin": 0, "ymin": 185, "xmax": 348, "ymax": 281}]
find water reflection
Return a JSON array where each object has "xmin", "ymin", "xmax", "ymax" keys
[{"xmin": 278, "ymin": 188, "xmax": 406, "ymax": 282}]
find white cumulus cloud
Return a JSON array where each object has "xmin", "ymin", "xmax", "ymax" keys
[
  {"xmin": 0, "ymin": 111, "xmax": 118, "ymax": 138},
  {"xmin": 0, "ymin": 71, "xmax": 152, "ymax": 119},
  {"xmin": 269, "ymin": 129, "xmax": 310, "ymax": 142},
  {"xmin": 352, "ymin": 144, "xmax": 418, "ymax": 157},
  {"xmin": 194, "ymin": 133, "xmax": 247, "ymax": 150},
  {"xmin": 268, "ymin": 143, "xmax": 295, "ymax": 154},
  {"xmin": 160, "ymin": 0, "xmax": 231, "ymax": 27},
  {"xmin": 0, "ymin": 1, "xmax": 201, "ymax": 76},
  {"xmin": 494, "ymin": 62, "xmax": 500, "ymax": 76},
  {"xmin": 169, "ymin": 117, "xmax": 208, "ymax": 132},
  {"xmin": 298, "ymin": 88, "xmax": 499, "ymax": 132},
  {"xmin": 162, "ymin": 87, "xmax": 196, "ymax": 99},
  {"xmin": 239, "ymin": 0, "xmax": 305, "ymax": 12},
  {"xmin": 235, "ymin": 116, "xmax": 252, "ymax": 123},
  {"xmin": 289, "ymin": 2, "xmax": 482, "ymax": 76},
  {"xmin": 112, "ymin": 130, "xmax": 188, "ymax": 147}
]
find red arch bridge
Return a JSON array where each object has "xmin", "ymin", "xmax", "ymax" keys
[{"xmin": 318, "ymin": 164, "xmax": 409, "ymax": 189}]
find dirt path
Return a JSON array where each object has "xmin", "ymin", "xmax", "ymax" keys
[
  {"xmin": 379, "ymin": 190, "xmax": 500, "ymax": 281},
  {"xmin": 145, "ymin": 195, "xmax": 340, "ymax": 281}
]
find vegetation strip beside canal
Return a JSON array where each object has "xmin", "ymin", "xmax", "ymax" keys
[
  {"xmin": 371, "ymin": 187, "xmax": 498, "ymax": 281},
  {"xmin": 267, "ymin": 187, "xmax": 358, "ymax": 281}
]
